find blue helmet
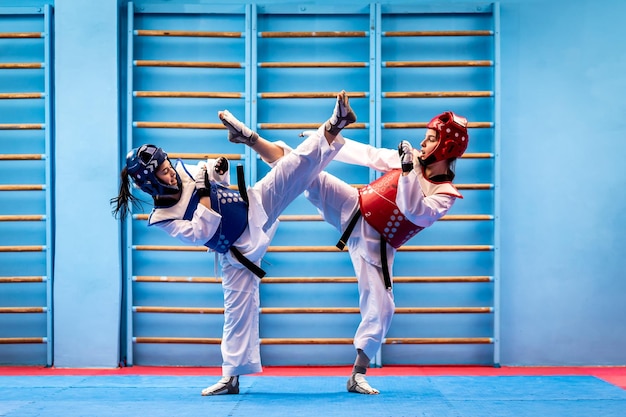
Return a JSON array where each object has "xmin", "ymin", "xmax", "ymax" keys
[{"xmin": 126, "ymin": 144, "xmax": 181, "ymax": 196}]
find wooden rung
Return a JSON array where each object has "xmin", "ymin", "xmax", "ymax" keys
[
  {"xmin": 0, "ymin": 185, "xmax": 44, "ymax": 191},
  {"xmin": 264, "ymin": 276, "xmax": 493, "ymax": 284},
  {"xmin": 0, "ymin": 93, "xmax": 44, "ymax": 99},
  {"xmin": 0, "ymin": 245, "xmax": 45, "ymax": 253},
  {"xmin": 133, "ymin": 337, "xmax": 491, "ymax": 345},
  {"xmin": 134, "ymin": 337, "xmax": 221, "ymax": 344},
  {"xmin": 0, "ymin": 215, "xmax": 45, "ymax": 222},
  {"xmin": 0, "ymin": 337, "xmax": 46, "ymax": 345},
  {"xmin": 0, "ymin": 124, "xmax": 44, "ymax": 130},
  {"xmin": 133, "ymin": 275, "xmax": 492, "ymax": 284},
  {"xmin": 455, "ymin": 184, "xmax": 493, "ymax": 190},
  {"xmin": 259, "ymin": 62, "xmax": 367, "ymax": 68},
  {"xmin": 384, "ymin": 337, "xmax": 493, "ymax": 345},
  {"xmin": 259, "ymin": 31, "xmax": 367, "ymax": 38},
  {"xmin": 262, "ymin": 338, "xmax": 354, "ymax": 345},
  {"xmin": 398, "ymin": 245, "xmax": 492, "ymax": 252},
  {"xmin": 383, "ymin": 121, "xmax": 492, "ymax": 129},
  {"xmin": 132, "ymin": 244, "xmax": 492, "ymax": 252},
  {"xmin": 259, "ymin": 92, "xmax": 367, "ymax": 99},
  {"xmin": 133, "ymin": 122, "xmax": 225, "ymax": 129},
  {"xmin": 0, "ymin": 154, "xmax": 44, "ymax": 160},
  {"xmin": 441, "ymin": 214, "xmax": 493, "ymax": 221},
  {"xmin": 462, "ymin": 153, "xmax": 493, "ymax": 159},
  {"xmin": 258, "ymin": 122, "xmax": 366, "ymax": 130},
  {"xmin": 135, "ymin": 30, "xmax": 243, "ymax": 38},
  {"xmin": 394, "ymin": 276, "xmax": 492, "ymax": 283},
  {"xmin": 133, "ymin": 245, "xmax": 207, "ymax": 252},
  {"xmin": 264, "ymin": 277, "xmax": 356, "ymax": 284},
  {"xmin": 0, "ymin": 32, "xmax": 43, "ymax": 39},
  {"xmin": 0, "ymin": 307, "xmax": 46, "ymax": 314},
  {"xmin": 396, "ymin": 307, "xmax": 492, "ymax": 314},
  {"xmin": 261, "ymin": 307, "xmax": 491, "ymax": 314},
  {"xmin": 0, "ymin": 63, "xmax": 43, "ymax": 69},
  {"xmin": 134, "ymin": 60, "xmax": 242, "ymax": 68},
  {"xmin": 268, "ymin": 245, "xmax": 492, "ymax": 253},
  {"xmin": 384, "ymin": 60, "xmax": 493, "ymax": 68},
  {"xmin": 279, "ymin": 214, "xmax": 323, "ymax": 221},
  {"xmin": 383, "ymin": 30, "xmax": 492, "ymax": 37},
  {"xmin": 134, "ymin": 276, "xmax": 221, "ymax": 283},
  {"xmin": 383, "ymin": 91, "xmax": 492, "ymax": 98},
  {"xmin": 134, "ymin": 91, "xmax": 243, "ymax": 99},
  {"xmin": 167, "ymin": 153, "xmax": 243, "ymax": 160},
  {"xmin": 0, "ymin": 276, "xmax": 45, "ymax": 283},
  {"xmin": 134, "ymin": 306, "xmax": 224, "ymax": 314}
]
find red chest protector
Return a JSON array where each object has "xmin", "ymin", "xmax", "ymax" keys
[{"xmin": 358, "ymin": 169, "xmax": 424, "ymax": 249}]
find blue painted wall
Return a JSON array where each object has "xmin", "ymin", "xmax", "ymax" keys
[
  {"xmin": 51, "ymin": 0, "xmax": 123, "ymax": 367},
  {"xmin": 496, "ymin": 0, "xmax": 626, "ymax": 365},
  {"xmin": 1, "ymin": 0, "xmax": 624, "ymax": 367}
]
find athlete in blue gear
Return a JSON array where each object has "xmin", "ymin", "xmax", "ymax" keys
[{"xmin": 111, "ymin": 91, "xmax": 355, "ymax": 396}]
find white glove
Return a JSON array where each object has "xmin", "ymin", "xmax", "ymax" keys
[
  {"xmin": 398, "ymin": 140, "xmax": 414, "ymax": 173},
  {"xmin": 195, "ymin": 165, "xmax": 211, "ymax": 196}
]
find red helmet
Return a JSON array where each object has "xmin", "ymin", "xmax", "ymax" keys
[{"xmin": 423, "ymin": 111, "xmax": 469, "ymax": 164}]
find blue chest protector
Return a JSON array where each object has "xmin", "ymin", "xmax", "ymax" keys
[{"xmin": 183, "ymin": 183, "xmax": 249, "ymax": 254}]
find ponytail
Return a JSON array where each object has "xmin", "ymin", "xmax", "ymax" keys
[{"xmin": 110, "ymin": 167, "xmax": 144, "ymax": 219}]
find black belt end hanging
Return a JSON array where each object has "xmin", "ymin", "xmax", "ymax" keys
[
  {"xmin": 236, "ymin": 164, "xmax": 249, "ymax": 204},
  {"xmin": 380, "ymin": 235, "xmax": 392, "ymax": 290}
]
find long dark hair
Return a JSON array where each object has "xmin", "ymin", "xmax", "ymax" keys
[{"xmin": 110, "ymin": 167, "xmax": 145, "ymax": 219}]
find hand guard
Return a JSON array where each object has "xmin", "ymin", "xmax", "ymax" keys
[
  {"xmin": 195, "ymin": 166, "xmax": 211, "ymax": 197},
  {"xmin": 398, "ymin": 140, "xmax": 414, "ymax": 173},
  {"xmin": 214, "ymin": 157, "xmax": 229, "ymax": 176}
]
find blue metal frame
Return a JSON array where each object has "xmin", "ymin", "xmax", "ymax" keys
[
  {"xmin": 371, "ymin": 3, "xmax": 381, "ymax": 185},
  {"xmin": 125, "ymin": 1, "xmax": 136, "ymax": 366},
  {"xmin": 43, "ymin": 3, "xmax": 54, "ymax": 368},
  {"xmin": 492, "ymin": 1, "xmax": 502, "ymax": 367},
  {"xmin": 247, "ymin": 4, "xmax": 257, "ymax": 187}
]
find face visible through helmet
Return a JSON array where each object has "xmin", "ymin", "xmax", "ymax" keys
[
  {"xmin": 419, "ymin": 129, "xmax": 440, "ymax": 161},
  {"xmin": 155, "ymin": 160, "xmax": 178, "ymax": 188}
]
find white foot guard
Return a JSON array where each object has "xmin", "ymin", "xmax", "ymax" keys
[
  {"xmin": 201, "ymin": 376, "xmax": 240, "ymax": 396},
  {"xmin": 326, "ymin": 90, "xmax": 357, "ymax": 135},
  {"xmin": 347, "ymin": 373, "xmax": 380, "ymax": 395},
  {"xmin": 218, "ymin": 110, "xmax": 259, "ymax": 146}
]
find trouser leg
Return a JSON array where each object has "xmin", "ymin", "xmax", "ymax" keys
[
  {"xmin": 220, "ymin": 261, "xmax": 262, "ymax": 376},
  {"xmin": 255, "ymin": 126, "xmax": 344, "ymax": 227},
  {"xmin": 350, "ymin": 252, "xmax": 396, "ymax": 361}
]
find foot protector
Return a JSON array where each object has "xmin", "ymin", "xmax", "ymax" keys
[
  {"xmin": 347, "ymin": 373, "xmax": 380, "ymax": 395},
  {"xmin": 326, "ymin": 90, "xmax": 357, "ymax": 135},
  {"xmin": 201, "ymin": 376, "xmax": 240, "ymax": 396},
  {"xmin": 219, "ymin": 110, "xmax": 259, "ymax": 146}
]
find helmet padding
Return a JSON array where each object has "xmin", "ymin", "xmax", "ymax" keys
[
  {"xmin": 422, "ymin": 111, "xmax": 469, "ymax": 165},
  {"xmin": 126, "ymin": 144, "xmax": 181, "ymax": 196}
]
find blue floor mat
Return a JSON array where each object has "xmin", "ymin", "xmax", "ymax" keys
[{"xmin": 1, "ymin": 375, "xmax": 625, "ymax": 417}]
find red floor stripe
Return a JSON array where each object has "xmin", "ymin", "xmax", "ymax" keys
[{"xmin": 1, "ymin": 365, "xmax": 625, "ymax": 389}]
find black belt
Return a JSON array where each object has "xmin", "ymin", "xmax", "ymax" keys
[
  {"xmin": 336, "ymin": 208, "xmax": 361, "ymax": 250},
  {"xmin": 335, "ymin": 207, "xmax": 392, "ymax": 290},
  {"xmin": 229, "ymin": 165, "xmax": 266, "ymax": 279},
  {"xmin": 380, "ymin": 235, "xmax": 392, "ymax": 290}
]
